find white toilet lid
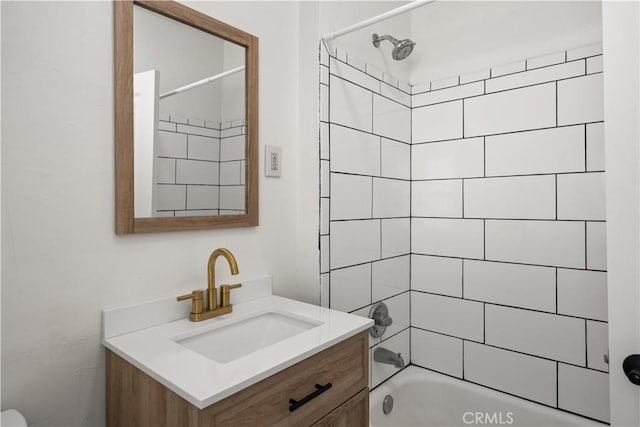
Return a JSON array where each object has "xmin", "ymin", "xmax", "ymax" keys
[{"xmin": 1, "ymin": 409, "xmax": 28, "ymax": 427}]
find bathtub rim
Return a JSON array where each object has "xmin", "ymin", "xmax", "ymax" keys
[{"xmin": 369, "ymin": 364, "xmax": 608, "ymax": 426}]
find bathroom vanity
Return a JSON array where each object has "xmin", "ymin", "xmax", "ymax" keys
[
  {"xmin": 103, "ymin": 277, "xmax": 372, "ymax": 426},
  {"xmin": 107, "ymin": 332, "xmax": 368, "ymax": 426}
]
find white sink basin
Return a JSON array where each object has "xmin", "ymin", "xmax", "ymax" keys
[
  {"xmin": 104, "ymin": 283, "xmax": 374, "ymax": 408},
  {"xmin": 174, "ymin": 311, "xmax": 321, "ymax": 363}
]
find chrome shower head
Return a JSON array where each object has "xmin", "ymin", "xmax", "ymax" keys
[{"xmin": 372, "ymin": 33, "xmax": 415, "ymax": 61}]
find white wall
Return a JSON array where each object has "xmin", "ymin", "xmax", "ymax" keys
[
  {"xmin": 410, "ymin": 1, "xmax": 602, "ymax": 83},
  {"xmin": 2, "ymin": 1, "xmax": 410, "ymax": 423},
  {"xmin": 602, "ymin": 1, "xmax": 640, "ymax": 425},
  {"xmin": 0, "ymin": 0, "xmax": 4, "ymax": 408},
  {"xmin": 1, "ymin": 1, "xmax": 308, "ymax": 425},
  {"xmin": 134, "ymin": 5, "xmax": 225, "ymax": 122}
]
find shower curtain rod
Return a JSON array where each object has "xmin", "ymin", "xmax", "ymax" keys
[
  {"xmin": 159, "ymin": 65, "xmax": 245, "ymax": 99},
  {"xmin": 322, "ymin": 0, "xmax": 435, "ymax": 42}
]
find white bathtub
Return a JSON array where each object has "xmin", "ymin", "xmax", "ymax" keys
[{"xmin": 370, "ymin": 366, "xmax": 602, "ymax": 426}]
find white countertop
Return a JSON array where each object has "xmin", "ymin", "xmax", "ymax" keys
[{"xmin": 103, "ymin": 280, "xmax": 372, "ymax": 409}]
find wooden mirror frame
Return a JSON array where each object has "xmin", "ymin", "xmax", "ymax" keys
[{"xmin": 114, "ymin": 0, "xmax": 259, "ymax": 234}]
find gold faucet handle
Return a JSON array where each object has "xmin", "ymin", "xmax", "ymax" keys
[
  {"xmin": 220, "ymin": 283, "xmax": 242, "ymax": 308},
  {"xmin": 177, "ymin": 290, "xmax": 204, "ymax": 315}
]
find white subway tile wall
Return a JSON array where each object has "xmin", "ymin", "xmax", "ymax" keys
[
  {"xmin": 485, "ymin": 125, "xmax": 585, "ymax": 176},
  {"xmin": 330, "ymin": 125, "xmax": 380, "ymax": 176},
  {"xmin": 412, "ymin": 180, "xmax": 463, "ymax": 218},
  {"xmin": 329, "ymin": 75, "xmax": 373, "ymax": 133},
  {"xmin": 459, "ymin": 69, "xmax": 490, "ymax": 85},
  {"xmin": 587, "ymin": 221, "xmax": 607, "ymax": 271},
  {"xmin": 412, "ymin": 218, "xmax": 484, "ymax": 259},
  {"xmin": 330, "ymin": 219, "xmax": 381, "ymax": 269},
  {"xmin": 586, "ymin": 122, "xmax": 605, "ymax": 172},
  {"xmin": 372, "ymin": 178, "xmax": 410, "ymax": 218},
  {"xmin": 373, "ymin": 94, "xmax": 411, "ymax": 143},
  {"xmin": 380, "ymin": 292, "xmax": 410, "ymax": 339},
  {"xmin": 186, "ymin": 185, "xmax": 219, "ymax": 210},
  {"xmin": 412, "ymin": 137, "xmax": 484, "ymax": 180},
  {"xmin": 155, "ymin": 185, "xmax": 186, "ymax": 211},
  {"xmin": 188, "ymin": 135, "xmax": 220, "ymax": 161},
  {"xmin": 176, "ymin": 159, "xmax": 219, "ymax": 185},
  {"xmin": 485, "ymin": 61, "xmax": 584, "ymax": 93},
  {"xmin": 464, "ymin": 341, "xmax": 557, "ymax": 407},
  {"xmin": 411, "ymin": 255, "xmax": 462, "ymax": 297},
  {"xmin": 558, "ymin": 364, "xmax": 609, "ymax": 422},
  {"xmin": 156, "ymin": 158, "xmax": 176, "ymax": 184},
  {"xmin": 557, "ymin": 172, "xmax": 606, "ymax": 220},
  {"xmin": 372, "ymin": 256, "xmax": 410, "ymax": 302},
  {"xmin": 157, "ymin": 131, "xmax": 187, "ymax": 158},
  {"xmin": 330, "ymin": 173, "xmax": 372, "ymax": 220},
  {"xmin": 412, "ymin": 100, "xmax": 463, "ymax": 143},
  {"xmin": 380, "ymin": 83, "xmax": 411, "ymax": 107},
  {"xmin": 156, "ymin": 118, "xmax": 246, "ymax": 216},
  {"xmin": 557, "ymin": 269, "xmax": 608, "ymax": 321},
  {"xmin": 370, "ymin": 329, "xmax": 410, "ymax": 388},
  {"xmin": 587, "ymin": 321, "xmax": 609, "ymax": 372},
  {"xmin": 587, "ymin": 56, "xmax": 604, "ymax": 74},
  {"xmin": 411, "ymin": 292, "xmax": 484, "ymax": 341},
  {"xmin": 484, "ymin": 304, "xmax": 586, "ymax": 365},
  {"xmin": 320, "ymin": 273, "xmax": 329, "ymax": 308},
  {"xmin": 491, "ymin": 60, "xmax": 526, "ymax": 77},
  {"xmin": 409, "ymin": 46, "xmax": 607, "ymax": 422},
  {"xmin": 330, "ymin": 263, "xmax": 371, "ymax": 313},
  {"xmin": 431, "ymin": 75, "xmax": 460, "ymax": 90},
  {"xmin": 320, "ymin": 44, "xmax": 412, "ymax": 388},
  {"xmin": 381, "ymin": 139, "xmax": 410, "ymax": 180},
  {"xmin": 411, "ymin": 328, "xmax": 463, "ymax": 378},
  {"xmin": 413, "ymin": 81, "xmax": 484, "ymax": 108},
  {"xmin": 484, "ymin": 220, "xmax": 586, "ymax": 268},
  {"xmin": 464, "ymin": 83, "xmax": 556, "ymax": 137},
  {"xmin": 464, "ymin": 175, "xmax": 556, "ymax": 219},
  {"xmin": 319, "ymin": 43, "xmax": 607, "ymax": 421},
  {"xmin": 526, "ymin": 51, "xmax": 566, "ymax": 70},
  {"xmin": 381, "ymin": 218, "xmax": 410, "ymax": 258},
  {"xmin": 557, "ymin": 73, "xmax": 604, "ymax": 125},
  {"xmin": 218, "ymin": 186, "xmax": 245, "ymax": 211},
  {"xmin": 463, "ymin": 260, "xmax": 556, "ymax": 312}
]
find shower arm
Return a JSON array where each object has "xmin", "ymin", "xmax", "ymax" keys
[
  {"xmin": 373, "ymin": 34, "xmax": 400, "ymax": 47},
  {"xmin": 322, "ymin": 0, "xmax": 435, "ymax": 42}
]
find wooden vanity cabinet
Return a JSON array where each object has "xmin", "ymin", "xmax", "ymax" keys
[{"xmin": 107, "ymin": 330, "xmax": 369, "ymax": 426}]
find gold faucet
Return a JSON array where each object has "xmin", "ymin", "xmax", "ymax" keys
[{"xmin": 177, "ymin": 248, "xmax": 242, "ymax": 322}]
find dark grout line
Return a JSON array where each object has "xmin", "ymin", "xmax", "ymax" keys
[
  {"xmin": 411, "ymin": 290, "xmax": 608, "ymax": 323},
  {"xmin": 411, "ymin": 327, "xmax": 609, "ymax": 375},
  {"xmin": 412, "ymin": 121, "xmax": 604, "ymax": 146},
  {"xmin": 412, "ymin": 170, "xmax": 606, "ymax": 182},
  {"xmin": 329, "ymin": 72, "xmax": 410, "ymax": 109},
  {"xmin": 410, "ymin": 252, "xmax": 607, "ymax": 273},
  {"xmin": 330, "ymin": 122, "xmax": 412, "ymax": 146}
]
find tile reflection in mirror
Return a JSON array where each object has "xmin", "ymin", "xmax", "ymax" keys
[{"xmin": 133, "ymin": 5, "xmax": 246, "ymax": 217}]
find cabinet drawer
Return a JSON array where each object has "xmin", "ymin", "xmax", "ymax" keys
[
  {"xmin": 312, "ymin": 388, "xmax": 369, "ymax": 427},
  {"xmin": 201, "ymin": 330, "xmax": 368, "ymax": 426}
]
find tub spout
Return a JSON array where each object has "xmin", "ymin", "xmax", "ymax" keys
[{"xmin": 374, "ymin": 347, "xmax": 405, "ymax": 368}]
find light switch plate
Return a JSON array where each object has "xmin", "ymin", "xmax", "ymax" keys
[{"xmin": 265, "ymin": 145, "xmax": 282, "ymax": 177}]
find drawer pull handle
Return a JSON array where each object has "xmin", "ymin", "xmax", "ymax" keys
[{"xmin": 289, "ymin": 383, "xmax": 332, "ymax": 412}]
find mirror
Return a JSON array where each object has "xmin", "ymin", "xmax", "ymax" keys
[{"xmin": 114, "ymin": 0, "xmax": 258, "ymax": 234}]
